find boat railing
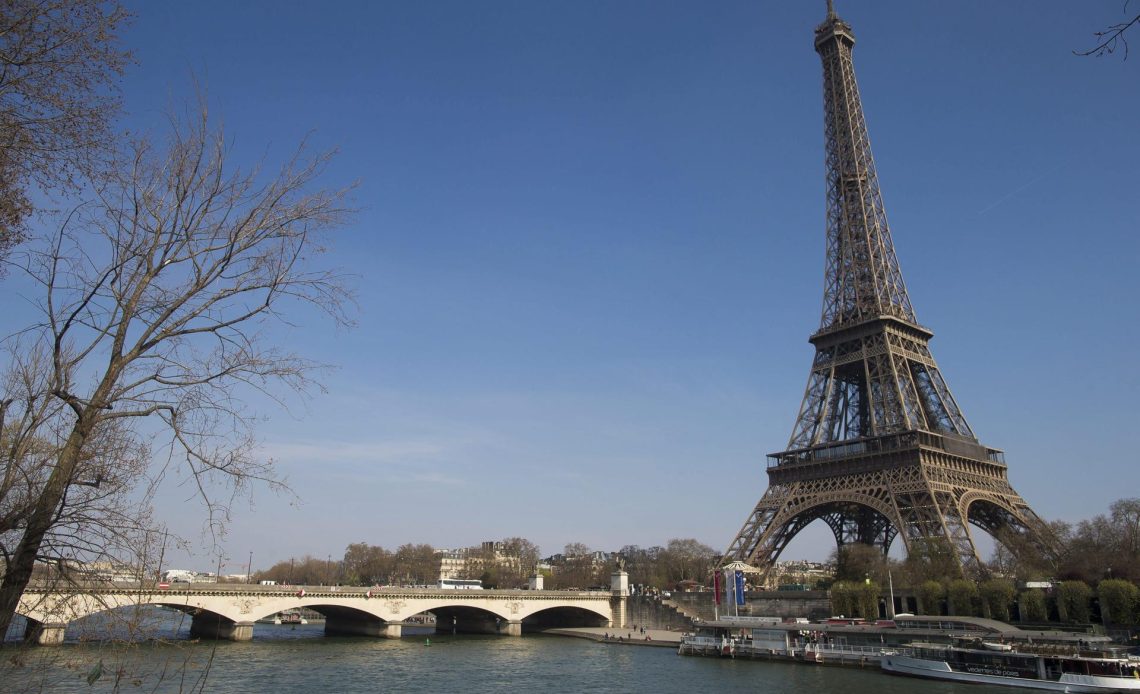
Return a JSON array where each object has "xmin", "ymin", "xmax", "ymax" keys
[
  {"xmin": 680, "ymin": 636, "xmax": 722, "ymax": 648},
  {"xmin": 806, "ymin": 643, "xmax": 916, "ymax": 657}
]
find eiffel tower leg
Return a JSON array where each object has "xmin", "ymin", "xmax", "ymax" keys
[
  {"xmin": 724, "ymin": 472, "xmax": 902, "ymax": 581},
  {"xmin": 723, "ymin": 482, "xmax": 805, "ymax": 573},
  {"xmin": 891, "ymin": 485, "xmax": 985, "ymax": 575}
]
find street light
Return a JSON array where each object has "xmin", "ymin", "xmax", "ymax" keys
[{"xmin": 247, "ymin": 551, "xmax": 254, "ymax": 584}]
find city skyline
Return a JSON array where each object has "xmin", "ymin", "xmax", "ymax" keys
[{"xmin": 4, "ymin": 1, "xmax": 1137, "ymax": 572}]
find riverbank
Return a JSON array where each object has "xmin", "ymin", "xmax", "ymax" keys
[{"xmin": 544, "ymin": 626, "xmax": 682, "ymax": 648}]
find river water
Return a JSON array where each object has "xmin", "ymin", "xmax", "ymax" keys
[{"xmin": 5, "ymin": 617, "xmax": 1017, "ymax": 694}]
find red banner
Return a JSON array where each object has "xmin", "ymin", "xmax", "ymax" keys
[{"xmin": 713, "ymin": 570, "xmax": 722, "ymax": 605}]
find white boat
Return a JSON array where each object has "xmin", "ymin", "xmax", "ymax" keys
[{"xmin": 880, "ymin": 643, "xmax": 1140, "ymax": 692}]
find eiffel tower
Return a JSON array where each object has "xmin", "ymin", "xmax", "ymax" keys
[{"xmin": 724, "ymin": 3, "xmax": 1054, "ymax": 577}]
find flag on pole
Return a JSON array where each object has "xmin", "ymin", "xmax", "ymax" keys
[
  {"xmin": 734, "ymin": 570, "xmax": 745, "ymax": 606},
  {"xmin": 713, "ymin": 569, "xmax": 722, "ymax": 605}
]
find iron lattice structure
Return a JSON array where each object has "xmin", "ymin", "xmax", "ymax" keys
[{"xmin": 724, "ymin": 5, "xmax": 1053, "ymax": 577}]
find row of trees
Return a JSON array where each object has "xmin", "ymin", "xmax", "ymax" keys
[
  {"xmin": 832, "ymin": 577, "xmax": 1140, "ymax": 627},
  {"xmin": 829, "ymin": 499, "xmax": 1140, "ymax": 590},
  {"xmin": 251, "ymin": 537, "xmax": 720, "ymax": 591}
]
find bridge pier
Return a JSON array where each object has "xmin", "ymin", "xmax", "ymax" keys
[
  {"xmin": 505, "ymin": 620, "xmax": 523, "ymax": 637},
  {"xmin": 324, "ymin": 615, "xmax": 393, "ymax": 638},
  {"xmin": 190, "ymin": 614, "xmax": 254, "ymax": 642},
  {"xmin": 24, "ymin": 621, "xmax": 67, "ymax": 645}
]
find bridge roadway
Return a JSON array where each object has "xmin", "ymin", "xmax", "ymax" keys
[{"xmin": 16, "ymin": 582, "xmax": 629, "ymax": 645}]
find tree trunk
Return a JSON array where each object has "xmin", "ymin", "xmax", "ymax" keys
[{"xmin": 0, "ymin": 426, "xmax": 89, "ymax": 644}]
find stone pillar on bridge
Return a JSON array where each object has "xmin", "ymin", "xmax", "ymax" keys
[
  {"xmin": 384, "ymin": 623, "xmax": 402, "ymax": 639},
  {"xmin": 505, "ymin": 620, "xmax": 523, "ymax": 636},
  {"xmin": 610, "ymin": 570, "xmax": 629, "ymax": 629},
  {"xmin": 25, "ymin": 621, "xmax": 67, "ymax": 645}
]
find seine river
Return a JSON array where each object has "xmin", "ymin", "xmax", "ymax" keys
[{"xmin": 4, "ymin": 617, "xmax": 1018, "ymax": 694}]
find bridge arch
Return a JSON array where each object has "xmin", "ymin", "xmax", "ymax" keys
[{"xmin": 16, "ymin": 587, "xmax": 618, "ymax": 643}]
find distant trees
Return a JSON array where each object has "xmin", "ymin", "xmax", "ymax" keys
[
  {"xmin": 253, "ymin": 555, "xmax": 336, "ymax": 586},
  {"xmin": 547, "ymin": 543, "xmax": 606, "ymax": 589},
  {"xmin": 831, "ymin": 543, "xmax": 889, "ymax": 584},
  {"xmin": 342, "ymin": 543, "xmax": 392, "ymax": 585},
  {"xmin": 1054, "ymin": 499, "xmax": 1140, "ymax": 583},
  {"xmin": 392, "ymin": 544, "xmax": 437, "ymax": 585}
]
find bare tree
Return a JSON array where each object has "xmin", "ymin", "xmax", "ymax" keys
[
  {"xmin": 1075, "ymin": 2, "xmax": 1140, "ymax": 59},
  {"xmin": 0, "ymin": 105, "xmax": 353, "ymax": 640},
  {"xmin": 0, "ymin": 0, "xmax": 131, "ymax": 263}
]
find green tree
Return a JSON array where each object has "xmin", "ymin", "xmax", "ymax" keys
[
  {"xmin": 1056, "ymin": 581, "xmax": 1092, "ymax": 623},
  {"xmin": 979, "ymin": 579, "xmax": 1017, "ymax": 622},
  {"xmin": 947, "ymin": 578, "xmax": 979, "ymax": 617},
  {"xmin": 917, "ymin": 580, "xmax": 945, "ymax": 616},
  {"xmin": 856, "ymin": 580, "xmax": 880, "ymax": 620},
  {"xmin": 1020, "ymin": 589, "xmax": 1048, "ymax": 622},
  {"xmin": 1097, "ymin": 579, "xmax": 1139, "ymax": 626},
  {"xmin": 829, "ymin": 581, "xmax": 856, "ymax": 617}
]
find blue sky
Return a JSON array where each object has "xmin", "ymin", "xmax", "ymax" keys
[{"xmin": 25, "ymin": 1, "xmax": 1140, "ymax": 571}]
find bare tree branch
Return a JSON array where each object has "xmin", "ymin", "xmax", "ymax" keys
[
  {"xmin": 0, "ymin": 100, "xmax": 355, "ymax": 641},
  {"xmin": 1075, "ymin": 5, "xmax": 1140, "ymax": 59}
]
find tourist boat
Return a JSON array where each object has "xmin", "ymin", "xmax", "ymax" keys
[
  {"xmin": 880, "ymin": 642, "xmax": 1140, "ymax": 692},
  {"xmin": 277, "ymin": 611, "xmax": 307, "ymax": 625}
]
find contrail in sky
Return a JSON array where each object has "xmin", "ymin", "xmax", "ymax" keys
[{"xmin": 976, "ymin": 166, "xmax": 1058, "ymax": 215}]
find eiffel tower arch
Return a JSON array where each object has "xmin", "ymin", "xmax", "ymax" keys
[{"xmin": 724, "ymin": 4, "xmax": 1055, "ymax": 578}]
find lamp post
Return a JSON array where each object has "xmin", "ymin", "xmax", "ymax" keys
[{"xmin": 247, "ymin": 551, "xmax": 254, "ymax": 584}]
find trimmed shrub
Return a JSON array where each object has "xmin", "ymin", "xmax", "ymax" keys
[
  {"xmin": 948, "ymin": 578, "xmax": 980, "ymax": 617},
  {"xmin": 918, "ymin": 580, "xmax": 945, "ymax": 615},
  {"xmin": 1019, "ymin": 589, "xmax": 1047, "ymax": 622},
  {"xmin": 1097, "ymin": 579, "xmax": 1139, "ymax": 626},
  {"xmin": 1056, "ymin": 581, "xmax": 1092, "ymax": 623},
  {"xmin": 979, "ymin": 579, "xmax": 1016, "ymax": 622}
]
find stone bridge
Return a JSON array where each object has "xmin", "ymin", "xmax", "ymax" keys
[{"xmin": 16, "ymin": 580, "xmax": 629, "ymax": 645}]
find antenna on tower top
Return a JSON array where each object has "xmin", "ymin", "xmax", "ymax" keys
[{"xmin": 826, "ymin": 0, "xmax": 836, "ymax": 19}]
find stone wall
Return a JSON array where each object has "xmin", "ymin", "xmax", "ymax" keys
[
  {"xmin": 623, "ymin": 595, "xmax": 692, "ymax": 631},
  {"xmin": 666, "ymin": 590, "xmax": 832, "ymax": 623}
]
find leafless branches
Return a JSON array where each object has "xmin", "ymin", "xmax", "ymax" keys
[
  {"xmin": 0, "ymin": 0, "xmax": 131, "ymax": 262},
  {"xmin": 0, "ymin": 103, "xmax": 354, "ymax": 640},
  {"xmin": 1075, "ymin": 3, "xmax": 1140, "ymax": 59}
]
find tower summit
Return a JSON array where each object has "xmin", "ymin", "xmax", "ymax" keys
[{"xmin": 723, "ymin": 5, "xmax": 1053, "ymax": 577}]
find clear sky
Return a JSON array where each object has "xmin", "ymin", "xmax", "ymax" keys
[{"xmin": 26, "ymin": 1, "xmax": 1140, "ymax": 572}]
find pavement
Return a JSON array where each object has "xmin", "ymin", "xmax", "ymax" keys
[{"xmin": 544, "ymin": 626, "xmax": 684, "ymax": 648}]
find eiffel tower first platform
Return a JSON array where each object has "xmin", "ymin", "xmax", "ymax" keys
[{"xmin": 723, "ymin": 3, "xmax": 1054, "ymax": 577}]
